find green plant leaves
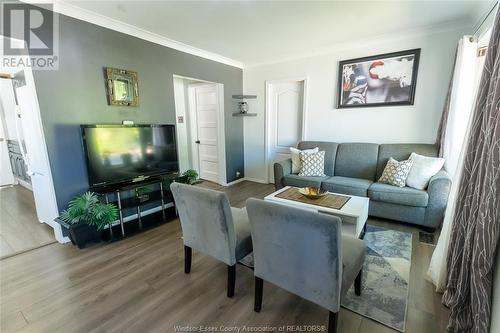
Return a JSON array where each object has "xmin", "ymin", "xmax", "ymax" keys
[{"xmin": 60, "ymin": 192, "xmax": 118, "ymax": 231}]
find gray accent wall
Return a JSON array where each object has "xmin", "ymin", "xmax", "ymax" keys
[{"xmin": 32, "ymin": 13, "xmax": 243, "ymax": 210}]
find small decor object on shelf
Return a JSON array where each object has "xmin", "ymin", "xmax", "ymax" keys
[
  {"xmin": 104, "ymin": 67, "xmax": 139, "ymax": 107},
  {"xmin": 337, "ymin": 49, "xmax": 420, "ymax": 108},
  {"xmin": 232, "ymin": 94, "xmax": 257, "ymax": 117},
  {"xmin": 238, "ymin": 101, "xmax": 249, "ymax": 114},
  {"xmin": 56, "ymin": 192, "xmax": 118, "ymax": 248}
]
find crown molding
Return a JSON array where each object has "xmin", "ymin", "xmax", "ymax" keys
[
  {"xmin": 245, "ymin": 20, "xmax": 472, "ymax": 68},
  {"xmin": 20, "ymin": 0, "xmax": 244, "ymax": 69}
]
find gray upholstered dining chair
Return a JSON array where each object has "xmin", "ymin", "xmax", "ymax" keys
[
  {"xmin": 170, "ymin": 182, "xmax": 252, "ymax": 297},
  {"xmin": 245, "ymin": 198, "xmax": 366, "ymax": 333}
]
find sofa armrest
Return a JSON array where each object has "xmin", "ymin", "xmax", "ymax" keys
[
  {"xmin": 274, "ymin": 159, "xmax": 292, "ymax": 190},
  {"xmin": 424, "ymin": 170, "xmax": 452, "ymax": 229}
]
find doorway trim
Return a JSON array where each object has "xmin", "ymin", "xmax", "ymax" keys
[
  {"xmin": 172, "ymin": 74, "xmax": 227, "ymax": 186},
  {"xmin": 0, "ymin": 36, "xmax": 66, "ymax": 243},
  {"xmin": 264, "ymin": 77, "xmax": 309, "ymax": 184}
]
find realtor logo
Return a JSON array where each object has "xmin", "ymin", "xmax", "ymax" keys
[{"xmin": 1, "ymin": 2, "xmax": 59, "ymax": 70}]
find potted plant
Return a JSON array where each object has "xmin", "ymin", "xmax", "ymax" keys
[
  {"xmin": 174, "ymin": 169, "xmax": 201, "ymax": 185},
  {"xmin": 55, "ymin": 192, "xmax": 118, "ymax": 249}
]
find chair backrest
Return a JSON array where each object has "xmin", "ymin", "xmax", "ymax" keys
[
  {"xmin": 170, "ymin": 182, "xmax": 237, "ymax": 265},
  {"xmin": 246, "ymin": 198, "xmax": 343, "ymax": 312}
]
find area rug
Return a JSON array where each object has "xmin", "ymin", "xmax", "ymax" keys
[
  {"xmin": 341, "ymin": 225, "xmax": 412, "ymax": 332},
  {"xmin": 239, "ymin": 225, "xmax": 412, "ymax": 332}
]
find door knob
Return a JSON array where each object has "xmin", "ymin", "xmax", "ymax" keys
[{"xmin": 195, "ymin": 140, "xmax": 200, "ymax": 144}]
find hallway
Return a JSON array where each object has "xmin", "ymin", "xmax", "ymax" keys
[{"xmin": 0, "ymin": 185, "xmax": 55, "ymax": 258}]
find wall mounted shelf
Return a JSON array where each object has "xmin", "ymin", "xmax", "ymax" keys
[
  {"xmin": 232, "ymin": 112, "xmax": 257, "ymax": 117},
  {"xmin": 232, "ymin": 95, "xmax": 257, "ymax": 99}
]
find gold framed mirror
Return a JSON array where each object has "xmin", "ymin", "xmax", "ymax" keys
[{"xmin": 104, "ymin": 67, "xmax": 139, "ymax": 107}]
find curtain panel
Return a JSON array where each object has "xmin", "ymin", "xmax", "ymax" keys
[
  {"xmin": 442, "ymin": 9, "xmax": 500, "ymax": 333},
  {"xmin": 428, "ymin": 37, "xmax": 479, "ymax": 292}
]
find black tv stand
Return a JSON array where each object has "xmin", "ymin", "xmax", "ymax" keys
[{"xmin": 90, "ymin": 174, "xmax": 179, "ymax": 239}]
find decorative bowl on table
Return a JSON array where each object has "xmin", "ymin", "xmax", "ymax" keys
[{"xmin": 298, "ymin": 187, "xmax": 327, "ymax": 199}]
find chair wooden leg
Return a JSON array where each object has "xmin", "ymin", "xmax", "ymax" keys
[
  {"xmin": 355, "ymin": 269, "xmax": 362, "ymax": 296},
  {"xmin": 184, "ymin": 246, "xmax": 192, "ymax": 274},
  {"xmin": 328, "ymin": 311, "xmax": 338, "ymax": 333},
  {"xmin": 254, "ymin": 277, "xmax": 263, "ymax": 312},
  {"xmin": 227, "ymin": 264, "xmax": 236, "ymax": 298}
]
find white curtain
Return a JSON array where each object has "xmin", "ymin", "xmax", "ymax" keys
[{"xmin": 427, "ymin": 36, "xmax": 480, "ymax": 292}]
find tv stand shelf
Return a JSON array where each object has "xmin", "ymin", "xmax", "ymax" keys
[{"xmin": 90, "ymin": 174, "xmax": 180, "ymax": 239}]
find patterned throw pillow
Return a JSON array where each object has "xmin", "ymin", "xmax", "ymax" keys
[
  {"xmin": 298, "ymin": 151, "xmax": 326, "ymax": 177},
  {"xmin": 379, "ymin": 158, "xmax": 413, "ymax": 187}
]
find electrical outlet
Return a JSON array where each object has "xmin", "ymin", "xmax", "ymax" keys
[{"xmin": 236, "ymin": 171, "xmax": 241, "ymax": 178}]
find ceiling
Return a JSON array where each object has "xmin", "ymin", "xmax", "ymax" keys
[{"xmin": 64, "ymin": 0, "xmax": 494, "ymax": 66}]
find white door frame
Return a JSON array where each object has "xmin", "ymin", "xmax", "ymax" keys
[
  {"xmin": 0, "ymin": 36, "xmax": 66, "ymax": 243},
  {"xmin": 265, "ymin": 77, "xmax": 309, "ymax": 183},
  {"xmin": 172, "ymin": 74, "xmax": 227, "ymax": 186}
]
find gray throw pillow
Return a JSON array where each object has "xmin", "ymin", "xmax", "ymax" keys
[
  {"xmin": 379, "ymin": 158, "xmax": 413, "ymax": 187},
  {"xmin": 298, "ymin": 151, "xmax": 326, "ymax": 177}
]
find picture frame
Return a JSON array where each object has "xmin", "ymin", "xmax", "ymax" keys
[
  {"xmin": 104, "ymin": 67, "xmax": 139, "ymax": 107},
  {"xmin": 337, "ymin": 49, "xmax": 420, "ymax": 108}
]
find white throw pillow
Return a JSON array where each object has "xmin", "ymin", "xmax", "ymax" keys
[
  {"xmin": 298, "ymin": 151, "xmax": 326, "ymax": 177},
  {"xmin": 406, "ymin": 152, "xmax": 445, "ymax": 190},
  {"xmin": 290, "ymin": 147, "xmax": 319, "ymax": 174},
  {"xmin": 378, "ymin": 158, "xmax": 413, "ymax": 187}
]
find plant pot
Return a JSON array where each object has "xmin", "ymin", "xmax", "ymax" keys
[
  {"xmin": 54, "ymin": 217, "xmax": 102, "ymax": 249},
  {"xmin": 174, "ymin": 175, "xmax": 190, "ymax": 184}
]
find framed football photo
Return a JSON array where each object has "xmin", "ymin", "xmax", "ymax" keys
[{"xmin": 337, "ymin": 49, "xmax": 420, "ymax": 108}]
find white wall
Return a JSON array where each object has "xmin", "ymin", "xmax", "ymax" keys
[
  {"xmin": 243, "ymin": 27, "xmax": 466, "ymax": 182},
  {"xmin": 173, "ymin": 77, "xmax": 191, "ymax": 172}
]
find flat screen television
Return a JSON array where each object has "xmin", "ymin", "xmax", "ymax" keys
[{"xmin": 81, "ymin": 124, "xmax": 179, "ymax": 188}]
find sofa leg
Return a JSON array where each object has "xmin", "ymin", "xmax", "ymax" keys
[
  {"xmin": 227, "ymin": 264, "xmax": 236, "ymax": 298},
  {"xmin": 328, "ymin": 311, "xmax": 338, "ymax": 333},
  {"xmin": 355, "ymin": 269, "xmax": 362, "ymax": 296},
  {"xmin": 184, "ymin": 246, "xmax": 192, "ymax": 274},
  {"xmin": 254, "ymin": 277, "xmax": 263, "ymax": 312}
]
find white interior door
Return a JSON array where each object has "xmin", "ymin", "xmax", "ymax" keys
[
  {"xmin": 192, "ymin": 84, "xmax": 220, "ymax": 183},
  {"xmin": 0, "ymin": 80, "xmax": 16, "ymax": 186},
  {"xmin": 267, "ymin": 80, "xmax": 306, "ymax": 183},
  {"xmin": 0, "ymin": 113, "xmax": 15, "ymax": 186}
]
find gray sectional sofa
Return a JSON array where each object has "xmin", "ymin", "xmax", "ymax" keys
[{"xmin": 274, "ymin": 141, "xmax": 452, "ymax": 230}]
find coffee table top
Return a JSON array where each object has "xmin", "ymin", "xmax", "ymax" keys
[{"xmin": 264, "ymin": 186, "xmax": 369, "ymax": 218}]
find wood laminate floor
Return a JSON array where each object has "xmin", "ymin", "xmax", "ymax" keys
[
  {"xmin": 0, "ymin": 181, "xmax": 448, "ymax": 333},
  {"xmin": 0, "ymin": 185, "xmax": 56, "ymax": 259}
]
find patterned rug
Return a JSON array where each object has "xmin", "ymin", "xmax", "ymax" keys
[
  {"xmin": 239, "ymin": 225, "xmax": 412, "ymax": 332},
  {"xmin": 342, "ymin": 225, "xmax": 412, "ymax": 332}
]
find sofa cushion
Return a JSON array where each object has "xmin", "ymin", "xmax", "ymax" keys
[
  {"xmin": 283, "ymin": 174, "xmax": 329, "ymax": 188},
  {"xmin": 335, "ymin": 143, "xmax": 379, "ymax": 180},
  {"xmin": 368, "ymin": 182, "xmax": 429, "ymax": 207},
  {"xmin": 376, "ymin": 144, "xmax": 438, "ymax": 179},
  {"xmin": 321, "ymin": 176, "xmax": 373, "ymax": 197},
  {"xmin": 298, "ymin": 141, "xmax": 339, "ymax": 176}
]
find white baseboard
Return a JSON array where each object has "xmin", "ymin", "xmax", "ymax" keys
[
  {"xmin": 244, "ymin": 177, "xmax": 269, "ymax": 184},
  {"xmin": 223, "ymin": 177, "xmax": 247, "ymax": 186},
  {"xmin": 17, "ymin": 178, "xmax": 33, "ymax": 191}
]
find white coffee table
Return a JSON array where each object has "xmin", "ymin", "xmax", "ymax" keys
[{"xmin": 264, "ymin": 186, "xmax": 369, "ymax": 239}]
